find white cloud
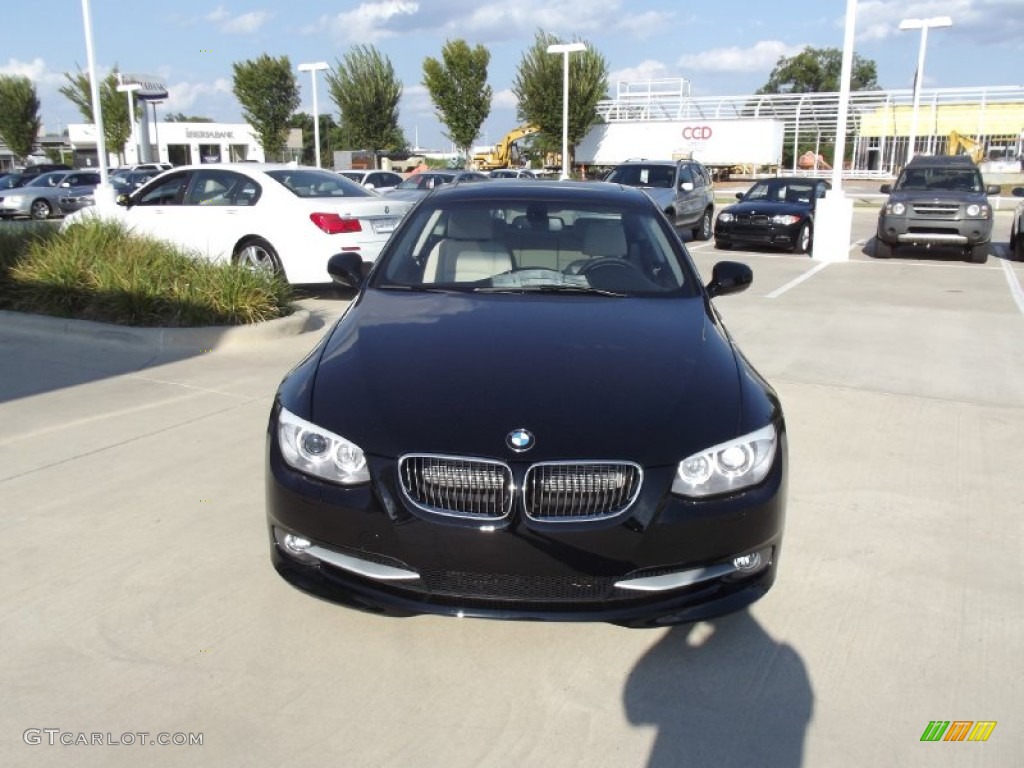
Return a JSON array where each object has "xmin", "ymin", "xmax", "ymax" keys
[
  {"xmin": 0, "ymin": 57, "xmax": 65, "ymax": 86},
  {"xmin": 608, "ymin": 60, "xmax": 673, "ymax": 86},
  {"xmin": 324, "ymin": 1, "xmax": 420, "ymax": 43},
  {"xmin": 204, "ymin": 6, "xmax": 270, "ymax": 34},
  {"xmin": 617, "ymin": 11, "xmax": 676, "ymax": 39},
  {"xmin": 493, "ymin": 89, "xmax": 518, "ymax": 110},
  {"xmin": 857, "ymin": 0, "xmax": 1024, "ymax": 43},
  {"xmin": 223, "ymin": 11, "xmax": 271, "ymax": 34},
  {"xmin": 677, "ymin": 41, "xmax": 805, "ymax": 73},
  {"xmin": 206, "ymin": 6, "xmax": 230, "ymax": 23},
  {"xmin": 166, "ymin": 78, "xmax": 232, "ymax": 112}
]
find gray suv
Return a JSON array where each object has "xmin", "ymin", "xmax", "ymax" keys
[
  {"xmin": 604, "ymin": 159, "xmax": 715, "ymax": 240},
  {"xmin": 875, "ymin": 155, "xmax": 1000, "ymax": 264}
]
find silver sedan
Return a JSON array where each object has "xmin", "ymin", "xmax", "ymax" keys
[{"xmin": 0, "ymin": 170, "xmax": 101, "ymax": 219}]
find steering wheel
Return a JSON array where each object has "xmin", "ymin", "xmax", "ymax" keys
[{"xmin": 575, "ymin": 257, "xmax": 642, "ymax": 276}]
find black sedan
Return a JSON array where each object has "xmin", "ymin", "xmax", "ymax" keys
[
  {"xmin": 266, "ymin": 180, "xmax": 787, "ymax": 628},
  {"xmin": 715, "ymin": 178, "xmax": 830, "ymax": 254}
]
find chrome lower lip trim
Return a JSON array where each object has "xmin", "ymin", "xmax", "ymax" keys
[
  {"xmin": 615, "ymin": 562, "xmax": 736, "ymax": 592},
  {"xmin": 306, "ymin": 545, "xmax": 420, "ymax": 581},
  {"xmin": 895, "ymin": 233, "xmax": 969, "ymax": 244}
]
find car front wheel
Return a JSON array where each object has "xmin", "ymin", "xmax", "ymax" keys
[
  {"xmin": 30, "ymin": 200, "xmax": 52, "ymax": 220},
  {"xmin": 874, "ymin": 238, "xmax": 892, "ymax": 259},
  {"xmin": 233, "ymin": 238, "xmax": 285, "ymax": 278},
  {"xmin": 1013, "ymin": 231, "xmax": 1023, "ymax": 262},
  {"xmin": 791, "ymin": 223, "xmax": 811, "ymax": 254},
  {"xmin": 692, "ymin": 209, "xmax": 712, "ymax": 241},
  {"xmin": 967, "ymin": 243, "xmax": 988, "ymax": 264}
]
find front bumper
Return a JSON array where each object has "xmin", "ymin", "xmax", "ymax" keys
[
  {"xmin": 877, "ymin": 216, "xmax": 992, "ymax": 247},
  {"xmin": 714, "ymin": 222, "xmax": 801, "ymax": 250},
  {"xmin": 266, "ymin": 433, "xmax": 787, "ymax": 628}
]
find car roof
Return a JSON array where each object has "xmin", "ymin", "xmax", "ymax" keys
[
  {"xmin": 905, "ymin": 155, "xmax": 977, "ymax": 168},
  {"xmin": 422, "ymin": 178, "xmax": 655, "ymax": 207}
]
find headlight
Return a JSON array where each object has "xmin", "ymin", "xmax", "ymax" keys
[
  {"xmin": 886, "ymin": 202, "xmax": 906, "ymax": 215},
  {"xmin": 672, "ymin": 424, "xmax": 777, "ymax": 498},
  {"xmin": 717, "ymin": 212, "xmax": 734, "ymax": 223},
  {"xmin": 770, "ymin": 214, "xmax": 801, "ymax": 226},
  {"xmin": 6, "ymin": 195, "xmax": 24, "ymax": 205},
  {"xmin": 277, "ymin": 406, "xmax": 370, "ymax": 485},
  {"xmin": 965, "ymin": 204, "xmax": 989, "ymax": 218}
]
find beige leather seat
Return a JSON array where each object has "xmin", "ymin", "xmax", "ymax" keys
[
  {"xmin": 423, "ymin": 208, "xmax": 513, "ymax": 282},
  {"xmin": 581, "ymin": 219, "xmax": 628, "ymax": 259}
]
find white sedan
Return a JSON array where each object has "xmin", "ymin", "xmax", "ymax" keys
[{"xmin": 61, "ymin": 163, "xmax": 413, "ymax": 284}]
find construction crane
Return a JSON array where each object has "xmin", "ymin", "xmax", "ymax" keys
[
  {"xmin": 947, "ymin": 131, "xmax": 985, "ymax": 164},
  {"xmin": 472, "ymin": 125, "xmax": 539, "ymax": 171}
]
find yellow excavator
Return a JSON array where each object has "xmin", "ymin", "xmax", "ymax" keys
[
  {"xmin": 947, "ymin": 131, "xmax": 985, "ymax": 164},
  {"xmin": 472, "ymin": 125, "xmax": 539, "ymax": 171}
]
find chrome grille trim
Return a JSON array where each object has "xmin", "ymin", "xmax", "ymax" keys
[
  {"xmin": 398, "ymin": 454, "xmax": 513, "ymax": 520},
  {"xmin": 523, "ymin": 461, "xmax": 642, "ymax": 522},
  {"xmin": 911, "ymin": 202, "xmax": 960, "ymax": 216}
]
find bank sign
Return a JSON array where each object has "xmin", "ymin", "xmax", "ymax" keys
[{"xmin": 120, "ymin": 73, "xmax": 168, "ymax": 100}]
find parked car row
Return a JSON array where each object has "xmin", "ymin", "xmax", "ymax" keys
[{"xmin": 61, "ymin": 163, "xmax": 413, "ymax": 283}]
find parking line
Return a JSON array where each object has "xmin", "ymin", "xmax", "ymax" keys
[
  {"xmin": 765, "ymin": 262, "xmax": 831, "ymax": 298},
  {"xmin": 1000, "ymin": 259, "xmax": 1024, "ymax": 314}
]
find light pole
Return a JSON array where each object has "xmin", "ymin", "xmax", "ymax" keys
[
  {"xmin": 298, "ymin": 61, "xmax": 329, "ymax": 167},
  {"xmin": 116, "ymin": 80, "xmax": 140, "ymax": 165},
  {"xmin": 546, "ymin": 41, "xmax": 586, "ymax": 180},
  {"xmin": 150, "ymin": 100, "xmax": 164, "ymax": 162},
  {"xmin": 900, "ymin": 15, "xmax": 952, "ymax": 166},
  {"xmin": 80, "ymin": 0, "xmax": 113, "ymax": 205}
]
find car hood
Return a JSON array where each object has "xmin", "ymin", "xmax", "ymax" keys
[
  {"xmin": 723, "ymin": 199, "xmax": 812, "ymax": 216},
  {"xmin": 886, "ymin": 189, "xmax": 989, "ymax": 205},
  {"xmin": 383, "ymin": 189, "xmax": 429, "ymax": 202},
  {"xmin": 307, "ymin": 290, "xmax": 744, "ymax": 466},
  {"xmin": 634, "ymin": 186, "xmax": 674, "ymax": 209}
]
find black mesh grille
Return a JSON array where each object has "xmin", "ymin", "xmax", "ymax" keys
[
  {"xmin": 399, "ymin": 455, "xmax": 512, "ymax": 519},
  {"xmin": 524, "ymin": 462, "xmax": 641, "ymax": 520},
  {"xmin": 418, "ymin": 570, "xmax": 622, "ymax": 601}
]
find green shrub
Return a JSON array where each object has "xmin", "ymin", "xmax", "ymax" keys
[{"xmin": 1, "ymin": 219, "xmax": 294, "ymax": 326}]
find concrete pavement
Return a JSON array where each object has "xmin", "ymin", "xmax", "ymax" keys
[{"xmin": 1, "ymin": 208, "xmax": 1021, "ymax": 767}]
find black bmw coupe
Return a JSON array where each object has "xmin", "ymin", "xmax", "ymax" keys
[
  {"xmin": 266, "ymin": 180, "xmax": 787, "ymax": 627},
  {"xmin": 714, "ymin": 178, "xmax": 830, "ymax": 254}
]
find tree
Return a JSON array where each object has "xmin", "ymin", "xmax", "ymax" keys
[
  {"xmin": 287, "ymin": 112, "xmax": 338, "ymax": 166},
  {"xmin": 757, "ymin": 47, "xmax": 879, "ymax": 94},
  {"xmin": 164, "ymin": 112, "xmax": 214, "ymax": 123},
  {"xmin": 232, "ymin": 54, "xmax": 300, "ymax": 161},
  {"xmin": 512, "ymin": 30, "xmax": 608, "ymax": 170},
  {"xmin": 0, "ymin": 75, "xmax": 42, "ymax": 161},
  {"xmin": 59, "ymin": 67, "xmax": 133, "ymax": 162},
  {"xmin": 325, "ymin": 45, "xmax": 406, "ymax": 152},
  {"xmin": 422, "ymin": 40, "xmax": 492, "ymax": 167}
]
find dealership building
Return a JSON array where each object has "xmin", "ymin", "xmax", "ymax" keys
[{"xmin": 66, "ymin": 121, "xmax": 267, "ymax": 168}]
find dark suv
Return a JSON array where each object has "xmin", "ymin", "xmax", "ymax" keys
[
  {"xmin": 875, "ymin": 155, "xmax": 1000, "ymax": 263},
  {"xmin": 603, "ymin": 159, "xmax": 715, "ymax": 240}
]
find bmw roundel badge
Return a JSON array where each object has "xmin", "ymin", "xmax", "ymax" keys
[{"xmin": 506, "ymin": 428, "xmax": 535, "ymax": 452}]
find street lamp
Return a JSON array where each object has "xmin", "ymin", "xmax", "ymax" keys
[
  {"xmin": 899, "ymin": 15, "xmax": 953, "ymax": 165},
  {"xmin": 150, "ymin": 100, "xmax": 164, "ymax": 162},
  {"xmin": 80, "ymin": 0, "xmax": 113, "ymax": 205},
  {"xmin": 546, "ymin": 41, "xmax": 586, "ymax": 180},
  {"xmin": 298, "ymin": 61, "xmax": 329, "ymax": 167},
  {"xmin": 116, "ymin": 80, "xmax": 140, "ymax": 164}
]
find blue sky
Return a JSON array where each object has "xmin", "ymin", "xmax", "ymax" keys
[{"xmin": 3, "ymin": 0, "xmax": 1021, "ymax": 151}]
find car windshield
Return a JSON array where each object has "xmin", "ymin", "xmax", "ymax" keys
[
  {"xmin": 743, "ymin": 180, "xmax": 818, "ymax": 203},
  {"xmin": 376, "ymin": 199, "xmax": 694, "ymax": 297},
  {"xmin": 266, "ymin": 169, "xmax": 371, "ymax": 198},
  {"xmin": 26, "ymin": 172, "xmax": 67, "ymax": 188},
  {"xmin": 604, "ymin": 165, "xmax": 674, "ymax": 188},
  {"xmin": 396, "ymin": 174, "xmax": 451, "ymax": 190},
  {"xmin": 895, "ymin": 167, "xmax": 983, "ymax": 192}
]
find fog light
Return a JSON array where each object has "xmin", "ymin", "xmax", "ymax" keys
[
  {"xmin": 274, "ymin": 527, "xmax": 319, "ymax": 564},
  {"xmin": 732, "ymin": 552, "xmax": 762, "ymax": 572}
]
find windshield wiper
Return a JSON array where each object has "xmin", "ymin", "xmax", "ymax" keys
[{"xmin": 473, "ymin": 284, "xmax": 628, "ymax": 297}]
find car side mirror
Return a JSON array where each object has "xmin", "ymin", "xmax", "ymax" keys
[
  {"xmin": 365, "ymin": 183, "xmax": 375, "ymax": 190},
  {"xmin": 880, "ymin": 184, "xmax": 892, "ymax": 194},
  {"xmin": 115, "ymin": 194, "xmax": 131, "ymax": 206},
  {"xmin": 984, "ymin": 185, "xmax": 1001, "ymax": 196},
  {"xmin": 705, "ymin": 261, "xmax": 753, "ymax": 298},
  {"xmin": 735, "ymin": 192, "xmax": 744, "ymax": 200},
  {"xmin": 1013, "ymin": 187, "xmax": 1024, "ymax": 198},
  {"xmin": 680, "ymin": 181, "xmax": 694, "ymax": 192},
  {"xmin": 327, "ymin": 252, "xmax": 365, "ymax": 289}
]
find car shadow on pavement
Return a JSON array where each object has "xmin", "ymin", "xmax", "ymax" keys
[
  {"xmin": 862, "ymin": 235, "xmax": 1014, "ymax": 263},
  {"xmin": 624, "ymin": 611, "xmax": 812, "ymax": 768}
]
